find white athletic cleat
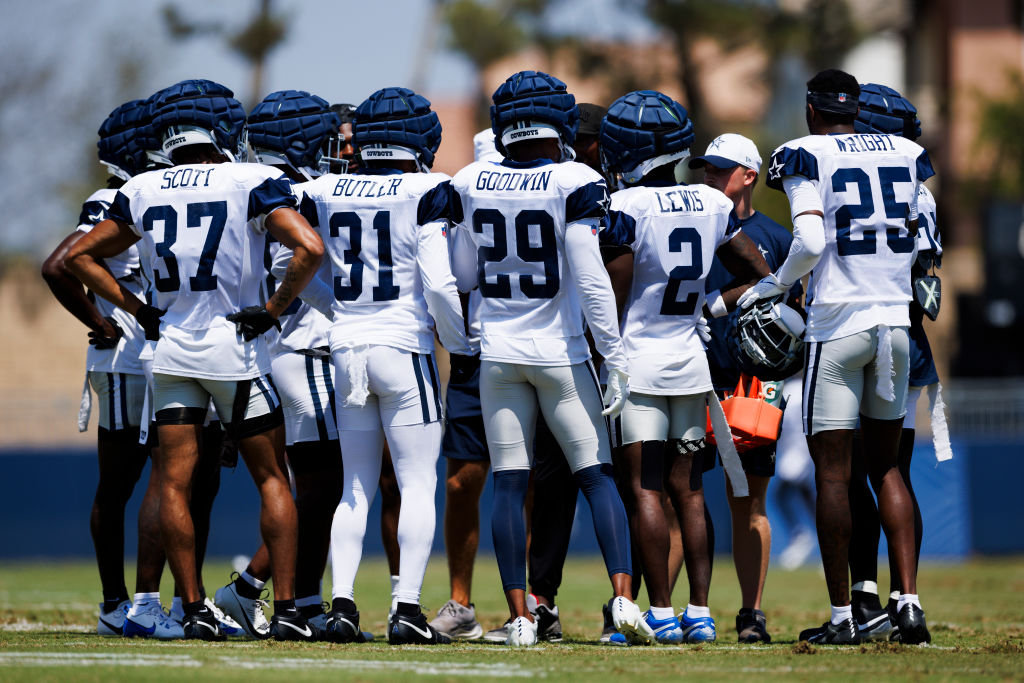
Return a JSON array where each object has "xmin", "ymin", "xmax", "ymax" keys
[
  {"xmin": 205, "ymin": 598, "xmax": 245, "ymax": 637},
  {"xmin": 97, "ymin": 600, "xmax": 130, "ymax": 636},
  {"xmin": 505, "ymin": 616, "xmax": 538, "ymax": 647},
  {"xmin": 214, "ymin": 582, "xmax": 270, "ymax": 639},
  {"xmin": 610, "ymin": 596, "xmax": 656, "ymax": 645},
  {"xmin": 124, "ymin": 601, "xmax": 183, "ymax": 640}
]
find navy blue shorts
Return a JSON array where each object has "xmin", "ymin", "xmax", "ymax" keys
[
  {"xmin": 908, "ymin": 320, "xmax": 938, "ymax": 387},
  {"xmin": 441, "ymin": 354, "xmax": 489, "ymax": 461}
]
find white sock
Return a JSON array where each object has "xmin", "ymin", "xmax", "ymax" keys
[
  {"xmin": 390, "ymin": 575, "xmax": 400, "ymax": 597},
  {"xmin": 295, "ymin": 594, "xmax": 322, "ymax": 609},
  {"xmin": 830, "ymin": 604, "xmax": 852, "ymax": 625},
  {"xmin": 852, "ymin": 580, "xmax": 878, "ymax": 595},
  {"xmin": 388, "ymin": 421, "xmax": 443, "ymax": 605},
  {"xmin": 897, "ymin": 593, "xmax": 921, "ymax": 610},
  {"xmin": 331, "ymin": 428, "xmax": 385, "ymax": 603},
  {"xmin": 686, "ymin": 604, "xmax": 711, "ymax": 619},
  {"xmin": 650, "ymin": 606, "xmax": 674, "ymax": 620},
  {"xmin": 128, "ymin": 592, "xmax": 160, "ymax": 617},
  {"xmin": 890, "ymin": 591, "xmax": 901, "ymax": 602},
  {"xmin": 241, "ymin": 570, "xmax": 265, "ymax": 591}
]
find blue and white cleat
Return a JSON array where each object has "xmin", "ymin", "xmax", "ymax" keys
[
  {"xmin": 600, "ymin": 602, "xmax": 629, "ymax": 646},
  {"xmin": 124, "ymin": 601, "xmax": 183, "ymax": 640},
  {"xmin": 679, "ymin": 608, "xmax": 717, "ymax": 643},
  {"xmin": 643, "ymin": 610, "xmax": 684, "ymax": 644},
  {"xmin": 97, "ymin": 600, "xmax": 130, "ymax": 636}
]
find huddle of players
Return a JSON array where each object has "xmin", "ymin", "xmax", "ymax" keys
[{"xmin": 48, "ymin": 63, "xmax": 939, "ymax": 646}]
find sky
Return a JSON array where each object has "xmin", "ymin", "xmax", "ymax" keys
[{"xmin": 0, "ymin": 0, "xmax": 656, "ymax": 255}]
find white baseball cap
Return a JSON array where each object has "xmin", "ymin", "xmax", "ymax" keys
[{"xmin": 688, "ymin": 133, "xmax": 762, "ymax": 173}]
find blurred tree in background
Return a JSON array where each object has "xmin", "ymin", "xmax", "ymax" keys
[
  {"xmin": 162, "ymin": 0, "xmax": 289, "ymax": 108},
  {"xmin": 973, "ymin": 69, "xmax": 1024, "ymax": 203}
]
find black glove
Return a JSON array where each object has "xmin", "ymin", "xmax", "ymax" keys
[
  {"xmin": 88, "ymin": 317, "xmax": 124, "ymax": 350},
  {"xmin": 134, "ymin": 304, "xmax": 165, "ymax": 341},
  {"xmin": 226, "ymin": 305, "xmax": 281, "ymax": 341}
]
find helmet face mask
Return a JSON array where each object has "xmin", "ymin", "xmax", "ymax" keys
[
  {"xmin": 599, "ymin": 90, "xmax": 695, "ymax": 189},
  {"xmin": 728, "ymin": 297, "xmax": 806, "ymax": 381},
  {"xmin": 319, "ymin": 131, "xmax": 349, "ymax": 174}
]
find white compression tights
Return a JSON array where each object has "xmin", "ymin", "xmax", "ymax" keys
[{"xmin": 330, "ymin": 421, "xmax": 442, "ymax": 605}]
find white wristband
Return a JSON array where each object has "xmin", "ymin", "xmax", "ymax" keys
[{"xmin": 706, "ymin": 289, "xmax": 728, "ymax": 318}]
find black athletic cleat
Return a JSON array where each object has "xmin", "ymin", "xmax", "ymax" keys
[
  {"xmin": 887, "ymin": 598, "xmax": 901, "ymax": 642},
  {"xmin": 896, "ymin": 603, "xmax": 931, "ymax": 645},
  {"xmin": 270, "ymin": 610, "xmax": 318, "ymax": 642},
  {"xmin": 389, "ymin": 607, "xmax": 452, "ymax": 645},
  {"xmin": 534, "ymin": 604, "xmax": 563, "ymax": 642},
  {"xmin": 736, "ymin": 608, "xmax": 771, "ymax": 643},
  {"xmin": 183, "ymin": 609, "xmax": 227, "ymax": 641},
  {"xmin": 799, "ymin": 618, "xmax": 860, "ymax": 645},
  {"xmin": 324, "ymin": 604, "xmax": 370, "ymax": 643},
  {"xmin": 853, "ymin": 601, "xmax": 893, "ymax": 642}
]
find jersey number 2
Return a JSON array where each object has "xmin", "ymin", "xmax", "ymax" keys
[{"xmin": 660, "ymin": 227, "xmax": 703, "ymax": 316}]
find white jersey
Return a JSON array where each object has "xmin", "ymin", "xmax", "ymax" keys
[
  {"xmin": 298, "ymin": 169, "xmax": 468, "ymax": 355},
  {"xmin": 263, "ymin": 181, "xmax": 331, "ymax": 355},
  {"xmin": 76, "ymin": 188, "xmax": 147, "ymax": 375},
  {"xmin": 110, "ymin": 162, "xmax": 297, "ymax": 380},
  {"xmin": 449, "ymin": 158, "xmax": 618, "ymax": 367},
  {"xmin": 766, "ymin": 133, "xmax": 934, "ymax": 341},
  {"xmin": 604, "ymin": 183, "xmax": 739, "ymax": 394},
  {"xmin": 916, "ymin": 184, "xmax": 941, "ymax": 256}
]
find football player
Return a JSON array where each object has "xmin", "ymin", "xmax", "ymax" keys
[
  {"xmin": 690, "ymin": 132, "xmax": 803, "ymax": 643},
  {"xmin": 739, "ymin": 69, "xmax": 934, "ymax": 645},
  {"xmin": 209, "ymin": 90, "xmax": 343, "ymax": 638},
  {"xmin": 41, "ymin": 99, "xmax": 174, "ymax": 638},
  {"xmin": 298, "ymin": 87, "xmax": 469, "ymax": 645},
  {"xmin": 324, "ymin": 102, "xmax": 405, "ymax": 609},
  {"xmin": 845, "ymin": 83, "xmax": 948, "ymax": 642},
  {"xmin": 600, "ymin": 92, "xmax": 768, "ymax": 643},
  {"xmin": 449, "ymin": 71, "xmax": 650, "ymax": 646},
  {"xmin": 66, "ymin": 79, "xmax": 325, "ymax": 642}
]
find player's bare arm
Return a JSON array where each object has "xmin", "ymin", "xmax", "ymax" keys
[
  {"xmin": 714, "ymin": 230, "xmax": 770, "ymax": 309},
  {"xmin": 65, "ymin": 218, "xmax": 145, "ymax": 317},
  {"xmin": 42, "ymin": 230, "xmax": 117, "ymax": 335},
  {"xmin": 264, "ymin": 207, "xmax": 324, "ymax": 318}
]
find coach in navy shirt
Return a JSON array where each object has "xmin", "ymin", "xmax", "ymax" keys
[{"xmin": 690, "ymin": 133, "xmax": 801, "ymax": 645}]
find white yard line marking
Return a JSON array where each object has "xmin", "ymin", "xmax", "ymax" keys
[
  {"xmin": 0, "ymin": 651, "xmax": 542, "ymax": 677},
  {"xmin": 0, "ymin": 622, "xmax": 92, "ymax": 632}
]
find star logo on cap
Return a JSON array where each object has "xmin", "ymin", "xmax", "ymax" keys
[
  {"xmin": 768, "ymin": 156, "xmax": 784, "ymax": 180},
  {"xmin": 709, "ymin": 137, "xmax": 725, "ymax": 151}
]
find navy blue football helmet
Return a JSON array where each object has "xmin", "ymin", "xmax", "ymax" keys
[
  {"xmin": 247, "ymin": 90, "xmax": 341, "ymax": 179},
  {"xmin": 490, "ymin": 70, "xmax": 578, "ymax": 158},
  {"xmin": 600, "ymin": 90, "xmax": 695, "ymax": 187},
  {"xmin": 97, "ymin": 99, "xmax": 148, "ymax": 180},
  {"xmin": 854, "ymin": 83, "xmax": 921, "ymax": 141},
  {"xmin": 151, "ymin": 79, "xmax": 247, "ymax": 161},
  {"xmin": 353, "ymin": 87, "xmax": 442, "ymax": 171}
]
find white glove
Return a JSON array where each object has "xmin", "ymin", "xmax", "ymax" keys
[
  {"xmin": 737, "ymin": 273, "xmax": 790, "ymax": 309},
  {"xmin": 697, "ymin": 316, "xmax": 711, "ymax": 344},
  {"xmin": 602, "ymin": 368, "xmax": 629, "ymax": 418}
]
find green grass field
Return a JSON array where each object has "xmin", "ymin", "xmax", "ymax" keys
[{"xmin": 1, "ymin": 555, "xmax": 1022, "ymax": 681}]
